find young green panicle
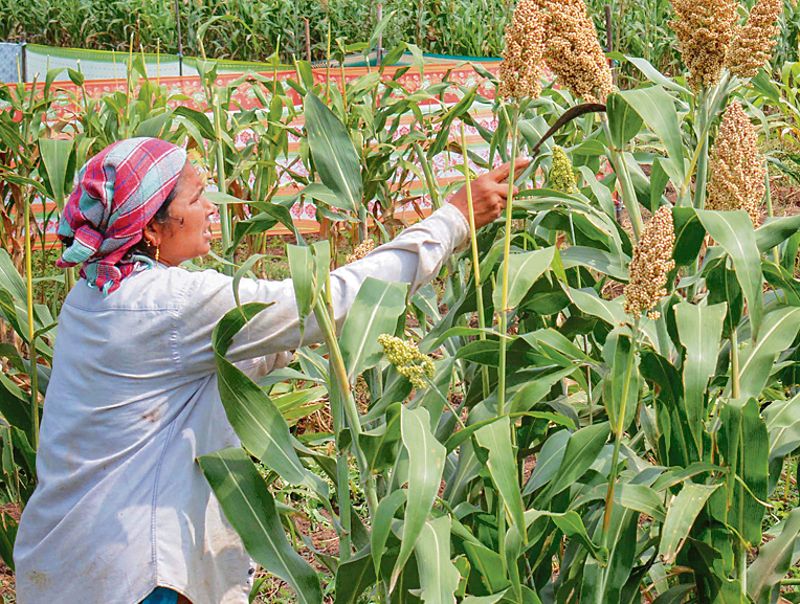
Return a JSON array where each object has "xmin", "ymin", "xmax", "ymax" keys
[
  {"xmin": 536, "ymin": 0, "xmax": 614, "ymax": 102},
  {"xmin": 623, "ymin": 206, "xmax": 676, "ymax": 320},
  {"xmin": 498, "ymin": 0, "xmax": 547, "ymax": 100},
  {"xmin": 706, "ymin": 101, "xmax": 766, "ymax": 225},
  {"xmin": 549, "ymin": 146, "xmax": 578, "ymax": 193},
  {"xmin": 377, "ymin": 334, "xmax": 435, "ymax": 390},
  {"xmin": 726, "ymin": 0, "xmax": 783, "ymax": 79},
  {"xmin": 670, "ymin": 0, "xmax": 738, "ymax": 89}
]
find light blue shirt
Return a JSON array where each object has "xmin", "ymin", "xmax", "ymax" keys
[{"xmin": 14, "ymin": 204, "xmax": 468, "ymax": 604}]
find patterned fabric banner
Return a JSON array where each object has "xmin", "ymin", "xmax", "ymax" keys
[
  {"xmin": 0, "ymin": 43, "xmax": 23, "ymax": 83},
  {"xmin": 27, "ymin": 58, "xmax": 501, "ymax": 247}
]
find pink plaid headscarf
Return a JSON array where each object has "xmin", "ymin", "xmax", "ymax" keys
[{"xmin": 56, "ymin": 138, "xmax": 187, "ymax": 294}]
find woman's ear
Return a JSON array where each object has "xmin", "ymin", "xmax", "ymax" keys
[{"xmin": 142, "ymin": 220, "xmax": 162, "ymax": 249}]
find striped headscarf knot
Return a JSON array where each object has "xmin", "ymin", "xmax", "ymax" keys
[{"xmin": 56, "ymin": 137, "xmax": 187, "ymax": 295}]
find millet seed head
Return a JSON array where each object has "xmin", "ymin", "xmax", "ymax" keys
[
  {"xmin": 706, "ymin": 101, "xmax": 766, "ymax": 225},
  {"xmin": 377, "ymin": 334, "xmax": 435, "ymax": 390},
  {"xmin": 623, "ymin": 206, "xmax": 676, "ymax": 319},
  {"xmin": 549, "ymin": 146, "xmax": 578, "ymax": 194},
  {"xmin": 670, "ymin": 0, "xmax": 738, "ymax": 90},
  {"xmin": 533, "ymin": 0, "xmax": 614, "ymax": 102},
  {"xmin": 726, "ymin": 0, "xmax": 783, "ymax": 79},
  {"xmin": 498, "ymin": 0, "xmax": 547, "ymax": 100}
]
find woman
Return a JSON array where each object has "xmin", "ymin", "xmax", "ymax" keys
[{"xmin": 13, "ymin": 137, "xmax": 524, "ymax": 603}]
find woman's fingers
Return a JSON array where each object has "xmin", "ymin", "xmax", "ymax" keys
[
  {"xmin": 488, "ymin": 157, "xmax": 531, "ymax": 183},
  {"xmin": 488, "ymin": 193, "xmax": 506, "ymax": 217},
  {"xmin": 494, "ymin": 182, "xmax": 519, "ymax": 198}
]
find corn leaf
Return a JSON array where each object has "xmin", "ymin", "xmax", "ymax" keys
[
  {"xmin": 737, "ymin": 307, "xmax": 800, "ymax": 399},
  {"xmin": 414, "ymin": 516, "xmax": 460, "ymax": 604},
  {"xmin": 304, "ymin": 91, "xmax": 362, "ymax": 213},
  {"xmin": 674, "ymin": 302, "xmax": 727, "ymax": 450},
  {"xmin": 747, "ymin": 508, "xmax": 800, "ymax": 603},
  {"xmin": 493, "ymin": 247, "xmax": 555, "ymax": 311},
  {"xmin": 392, "ymin": 406, "xmax": 446, "ymax": 591},
  {"xmin": 212, "ymin": 302, "xmax": 328, "ymax": 496},
  {"xmin": 695, "ymin": 210, "xmax": 763, "ymax": 337},
  {"xmin": 763, "ymin": 391, "xmax": 800, "ymax": 462},
  {"xmin": 615, "ymin": 85, "xmax": 685, "ymax": 186},
  {"xmin": 340, "ymin": 278, "xmax": 408, "ymax": 382},
  {"xmin": 658, "ymin": 483, "xmax": 720, "ymax": 564},
  {"xmin": 474, "ymin": 416, "xmax": 526, "ymax": 537},
  {"xmin": 198, "ymin": 447, "xmax": 322, "ymax": 604}
]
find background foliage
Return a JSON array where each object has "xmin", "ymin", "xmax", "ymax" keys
[{"xmin": 2, "ymin": 0, "xmax": 800, "ymax": 74}]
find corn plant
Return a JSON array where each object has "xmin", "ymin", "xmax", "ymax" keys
[{"xmin": 196, "ymin": 3, "xmax": 800, "ymax": 602}]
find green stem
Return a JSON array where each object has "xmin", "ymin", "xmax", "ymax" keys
[
  {"xmin": 494, "ymin": 103, "xmax": 520, "ymax": 585},
  {"xmin": 213, "ymin": 100, "xmax": 232, "ymax": 271},
  {"xmin": 602, "ymin": 118, "xmax": 643, "ymax": 241},
  {"xmin": 736, "ymin": 538, "xmax": 748, "ymax": 602},
  {"xmin": 736, "ymin": 401, "xmax": 747, "ymax": 598},
  {"xmin": 421, "ymin": 374, "xmax": 466, "ymax": 429},
  {"xmin": 687, "ymin": 88, "xmax": 710, "ymax": 298},
  {"xmin": 602, "ymin": 324, "xmax": 639, "ymax": 541},
  {"xmin": 693, "ymin": 121, "xmax": 709, "ymax": 210},
  {"xmin": 497, "ymin": 104, "xmax": 519, "ymax": 416},
  {"xmin": 335, "ymin": 437, "xmax": 352, "ymax": 561},
  {"xmin": 731, "ymin": 329, "xmax": 741, "ymax": 400},
  {"xmin": 23, "ymin": 193, "xmax": 38, "ymax": 451},
  {"xmin": 318, "ymin": 266, "xmax": 352, "ymax": 560},
  {"xmin": 414, "ymin": 141, "xmax": 441, "ymax": 210},
  {"xmin": 459, "ymin": 123, "xmax": 490, "ymax": 400},
  {"xmin": 313, "ymin": 301, "xmax": 379, "ymax": 515},
  {"xmin": 764, "ymin": 165, "xmax": 781, "ymax": 265},
  {"xmin": 680, "ymin": 74, "xmax": 732, "ymax": 205}
]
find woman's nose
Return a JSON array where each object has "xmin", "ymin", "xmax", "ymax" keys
[{"xmin": 204, "ymin": 197, "xmax": 218, "ymax": 217}]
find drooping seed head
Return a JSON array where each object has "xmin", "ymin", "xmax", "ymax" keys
[
  {"xmin": 549, "ymin": 146, "xmax": 578, "ymax": 194},
  {"xmin": 623, "ymin": 206, "xmax": 676, "ymax": 319},
  {"xmin": 726, "ymin": 0, "xmax": 783, "ymax": 79},
  {"xmin": 535, "ymin": 0, "xmax": 614, "ymax": 102},
  {"xmin": 378, "ymin": 334, "xmax": 435, "ymax": 390},
  {"xmin": 498, "ymin": 0, "xmax": 547, "ymax": 100},
  {"xmin": 706, "ymin": 101, "xmax": 766, "ymax": 225},
  {"xmin": 671, "ymin": 0, "xmax": 738, "ymax": 89}
]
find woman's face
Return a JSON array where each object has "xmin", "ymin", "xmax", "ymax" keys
[{"xmin": 143, "ymin": 162, "xmax": 217, "ymax": 266}]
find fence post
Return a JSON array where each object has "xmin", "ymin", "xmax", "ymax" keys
[
  {"xmin": 604, "ymin": 5, "xmax": 616, "ymax": 86},
  {"xmin": 174, "ymin": 0, "xmax": 184, "ymax": 76},
  {"xmin": 20, "ymin": 41, "xmax": 27, "ymax": 83},
  {"xmin": 304, "ymin": 18, "xmax": 312, "ymax": 62},
  {"xmin": 376, "ymin": 3, "xmax": 384, "ymax": 66}
]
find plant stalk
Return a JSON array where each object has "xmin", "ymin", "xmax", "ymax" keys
[
  {"xmin": 601, "ymin": 118, "xmax": 643, "ymax": 241},
  {"xmin": 692, "ymin": 98, "xmax": 709, "ymax": 210},
  {"xmin": 23, "ymin": 192, "xmax": 39, "ymax": 451},
  {"xmin": 459, "ymin": 123, "xmax": 489, "ymax": 399},
  {"xmin": 213, "ymin": 99, "xmax": 232, "ymax": 271},
  {"xmin": 497, "ymin": 104, "xmax": 519, "ymax": 416},
  {"xmin": 494, "ymin": 103, "xmax": 520, "ymax": 584},
  {"xmin": 602, "ymin": 326, "xmax": 639, "ymax": 541},
  {"xmin": 413, "ymin": 141, "xmax": 441, "ymax": 211},
  {"xmin": 731, "ymin": 329, "xmax": 740, "ymax": 400},
  {"xmin": 313, "ymin": 300, "xmax": 379, "ymax": 516},
  {"xmin": 764, "ymin": 165, "xmax": 781, "ymax": 265}
]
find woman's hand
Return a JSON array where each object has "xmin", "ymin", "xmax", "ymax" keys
[{"xmin": 447, "ymin": 158, "xmax": 530, "ymax": 229}]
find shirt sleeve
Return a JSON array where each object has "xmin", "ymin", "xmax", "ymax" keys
[{"xmin": 177, "ymin": 203, "xmax": 469, "ymax": 375}]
